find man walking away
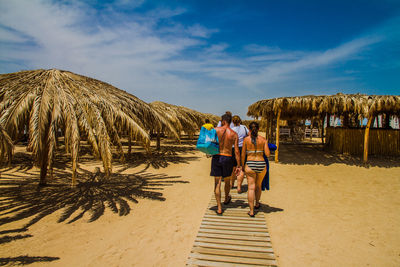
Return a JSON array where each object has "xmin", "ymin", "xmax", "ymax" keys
[{"xmin": 211, "ymin": 113, "xmax": 241, "ymax": 215}]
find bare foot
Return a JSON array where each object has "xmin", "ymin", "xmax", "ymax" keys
[
  {"xmin": 248, "ymin": 211, "xmax": 255, "ymax": 217},
  {"xmin": 223, "ymin": 195, "xmax": 232, "ymax": 205}
]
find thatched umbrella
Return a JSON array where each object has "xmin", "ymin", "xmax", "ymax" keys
[
  {"xmin": 0, "ymin": 69, "xmax": 170, "ymax": 185},
  {"xmin": 0, "ymin": 124, "xmax": 13, "ymax": 168},
  {"xmin": 248, "ymin": 93, "xmax": 400, "ymax": 162},
  {"xmin": 150, "ymin": 101, "xmax": 219, "ymax": 148}
]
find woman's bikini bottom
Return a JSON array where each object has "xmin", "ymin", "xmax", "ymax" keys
[{"xmin": 246, "ymin": 160, "xmax": 266, "ymax": 173}]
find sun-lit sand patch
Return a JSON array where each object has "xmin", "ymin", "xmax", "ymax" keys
[{"xmin": 1, "ymin": 139, "xmax": 399, "ymax": 266}]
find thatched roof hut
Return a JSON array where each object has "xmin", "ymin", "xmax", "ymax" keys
[
  {"xmin": 247, "ymin": 93, "xmax": 400, "ymax": 162},
  {"xmin": 248, "ymin": 93, "xmax": 400, "ymax": 120},
  {"xmin": 0, "ymin": 69, "xmax": 174, "ymax": 185}
]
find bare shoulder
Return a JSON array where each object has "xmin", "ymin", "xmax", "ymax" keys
[
  {"xmin": 258, "ymin": 135, "xmax": 267, "ymax": 143},
  {"xmin": 228, "ymin": 128, "xmax": 238, "ymax": 136}
]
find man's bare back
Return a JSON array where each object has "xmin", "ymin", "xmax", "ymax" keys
[
  {"xmin": 211, "ymin": 115, "xmax": 241, "ymax": 216},
  {"xmin": 215, "ymin": 124, "xmax": 240, "ymax": 166}
]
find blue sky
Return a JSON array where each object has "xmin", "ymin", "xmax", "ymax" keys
[{"xmin": 0, "ymin": 0, "xmax": 399, "ymax": 119}]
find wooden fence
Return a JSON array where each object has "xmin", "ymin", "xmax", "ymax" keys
[{"xmin": 325, "ymin": 128, "xmax": 400, "ymax": 156}]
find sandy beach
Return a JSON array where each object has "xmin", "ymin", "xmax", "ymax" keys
[{"xmin": 1, "ymin": 139, "xmax": 400, "ymax": 266}]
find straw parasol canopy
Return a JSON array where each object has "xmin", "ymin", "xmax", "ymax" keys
[
  {"xmin": 0, "ymin": 124, "xmax": 13, "ymax": 166},
  {"xmin": 0, "ymin": 69, "xmax": 172, "ymax": 185},
  {"xmin": 150, "ymin": 101, "xmax": 219, "ymax": 135}
]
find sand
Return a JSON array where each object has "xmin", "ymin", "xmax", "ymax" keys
[{"xmin": 0, "ymin": 141, "xmax": 399, "ymax": 266}]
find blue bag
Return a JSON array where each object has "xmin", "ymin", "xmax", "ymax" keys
[
  {"xmin": 196, "ymin": 127, "xmax": 219, "ymax": 155},
  {"xmin": 268, "ymin": 143, "xmax": 277, "ymax": 152},
  {"xmin": 262, "ymin": 143, "xmax": 277, "ymax": 191},
  {"xmin": 262, "ymin": 154, "xmax": 270, "ymax": 191}
]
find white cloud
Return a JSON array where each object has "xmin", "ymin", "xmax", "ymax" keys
[
  {"xmin": 204, "ymin": 43, "xmax": 229, "ymax": 54},
  {"xmin": 0, "ymin": 27, "xmax": 29, "ymax": 43},
  {"xmin": 237, "ymin": 35, "xmax": 382, "ymax": 88},
  {"xmin": 187, "ymin": 24, "xmax": 218, "ymax": 38},
  {"xmin": 0, "ymin": 0, "xmax": 390, "ymax": 118},
  {"xmin": 113, "ymin": 0, "xmax": 145, "ymax": 8}
]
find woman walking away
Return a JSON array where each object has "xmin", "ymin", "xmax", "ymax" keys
[
  {"xmin": 241, "ymin": 121, "xmax": 270, "ymax": 217},
  {"xmin": 230, "ymin": 115, "xmax": 249, "ymax": 193}
]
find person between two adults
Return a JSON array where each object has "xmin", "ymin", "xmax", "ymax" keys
[
  {"xmin": 230, "ymin": 115, "xmax": 249, "ymax": 193},
  {"xmin": 217, "ymin": 111, "xmax": 235, "ymax": 128},
  {"xmin": 241, "ymin": 121, "xmax": 270, "ymax": 217},
  {"xmin": 202, "ymin": 119, "xmax": 214, "ymax": 130},
  {"xmin": 211, "ymin": 113, "xmax": 241, "ymax": 215}
]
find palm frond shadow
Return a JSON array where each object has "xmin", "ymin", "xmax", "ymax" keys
[
  {"xmin": 115, "ymin": 148, "xmax": 199, "ymax": 171},
  {"xmin": 1, "ymin": 150, "xmax": 71, "ymax": 174},
  {"xmin": 0, "ymin": 256, "xmax": 60, "ymax": 266},
  {"xmin": 0, "ymin": 234, "xmax": 33, "ymax": 245},
  {"xmin": 0, "ymin": 169, "xmax": 188, "ymax": 228},
  {"xmin": 1, "ymin": 152, "xmax": 34, "ymax": 173}
]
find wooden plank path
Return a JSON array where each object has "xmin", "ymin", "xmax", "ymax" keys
[{"xmin": 187, "ymin": 191, "xmax": 278, "ymax": 266}]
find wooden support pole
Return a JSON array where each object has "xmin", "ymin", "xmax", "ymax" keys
[
  {"xmin": 384, "ymin": 114, "xmax": 390, "ymax": 129},
  {"xmin": 363, "ymin": 116, "xmax": 373, "ymax": 163},
  {"xmin": 275, "ymin": 109, "xmax": 281, "ymax": 163},
  {"xmin": 128, "ymin": 135, "xmax": 132, "ymax": 155},
  {"xmin": 321, "ymin": 114, "xmax": 325, "ymax": 145},
  {"xmin": 270, "ymin": 115, "xmax": 273, "ymax": 141},
  {"xmin": 343, "ymin": 113, "xmax": 349, "ymax": 128},
  {"xmin": 156, "ymin": 132, "xmax": 161, "ymax": 151},
  {"xmin": 310, "ymin": 119, "xmax": 313, "ymax": 140}
]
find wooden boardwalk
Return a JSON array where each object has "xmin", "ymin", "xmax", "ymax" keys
[{"xmin": 187, "ymin": 191, "xmax": 278, "ymax": 266}]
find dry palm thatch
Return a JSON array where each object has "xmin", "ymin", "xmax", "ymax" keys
[
  {"xmin": 247, "ymin": 95, "xmax": 324, "ymax": 120},
  {"xmin": 248, "ymin": 93, "xmax": 400, "ymax": 120},
  {"xmin": 0, "ymin": 124, "xmax": 13, "ymax": 166},
  {"xmin": 203, "ymin": 113, "xmax": 220, "ymax": 125},
  {"xmin": 248, "ymin": 93, "xmax": 400, "ymax": 162},
  {"xmin": 0, "ymin": 69, "xmax": 171, "ymax": 185},
  {"xmin": 150, "ymin": 101, "xmax": 219, "ymax": 135}
]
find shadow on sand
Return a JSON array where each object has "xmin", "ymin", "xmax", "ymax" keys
[
  {"xmin": 0, "ymin": 169, "xmax": 188, "ymax": 265},
  {"xmin": 274, "ymin": 143, "xmax": 400, "ymax": 168},
  {"xmin": 209, "ymin": 184, "xmax": 284, "ymax": 216},
  {"xmin": 0, "ymin": 169, "xmax": 187, "ymax": 228},
  {"xmin": 0, "ymin": 143, "xmax": 195, "ymax": 265},
  {"xmin": 114, "ymin": 145, "xmax": 199, "ymax": 172},
  {"xmin": 0, "ymin": 256, "xmax": 60, "ymax": 266},
  {"xmin": 209, "ymin": 200, "xmax": 284, "ymax": 216}
]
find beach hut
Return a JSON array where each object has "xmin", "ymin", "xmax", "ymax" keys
[
  {"xmin": 247, "ymin": 93, "xmax": 400, "ymax": 163},
  {"xmin": 0, "ymin": 69, "xmax": 173, "ymax": 186}
]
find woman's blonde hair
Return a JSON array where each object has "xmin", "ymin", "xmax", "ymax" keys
[{"xmin": 232, "ymin": 115, "xmax": 241, "ymax": 125}]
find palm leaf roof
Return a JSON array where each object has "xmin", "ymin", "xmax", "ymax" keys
[{"xmin": 0, "ymin": 69, "xmax": 176, "ymax": 184}]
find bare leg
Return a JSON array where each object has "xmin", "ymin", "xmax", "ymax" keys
[
  {"xmin": 230, "ymin": 167, "xmax": 237, "ymax": 189},
  {"xmin": 237, "ymin": 169, "xmax": 244, "ymax": 193},
  {"xmin": 245, "ymin": 165, "xmax": 256, "ymax": 216},
  {"xmin": 214, "ymin": 177, "xmax": 222, "ymax": 214},
  {"xmin": 224, "ymin": 176, "xmax": 231, "ymax": 203},
  {"xmin": 255, "ymin": 168, "xmax": 267, "ymax": 207}
]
